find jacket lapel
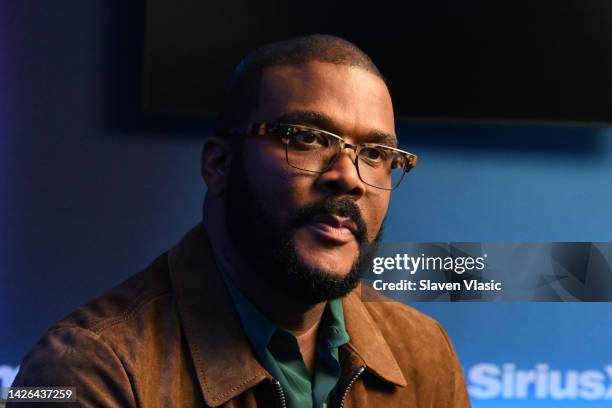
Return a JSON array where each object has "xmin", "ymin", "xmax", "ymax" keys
[
  {"xmin": 168, "ymin": 224, "xmax": 270, "ymax": 407},
  {"xmin": 341, "ymin": 287, "xmax": 408, "ymax": 387}
]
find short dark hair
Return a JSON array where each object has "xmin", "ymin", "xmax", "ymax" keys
[{"xmin": 217, "ymin": 34, "xmax": 386, "ymax": 134}]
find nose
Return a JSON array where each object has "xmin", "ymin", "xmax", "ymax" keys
[{"xmin": 314, "ymin": 148, "xmax": 367, "ymax": 198}]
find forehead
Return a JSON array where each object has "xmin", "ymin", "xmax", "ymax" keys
[{"xmin": 248, "ymin": 61, "xmax": 396, "ymax": 145}]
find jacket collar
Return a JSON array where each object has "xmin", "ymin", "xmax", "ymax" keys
[{"xmin": 168, "ymin": 224, "xmax": 407, "ymax": 407}]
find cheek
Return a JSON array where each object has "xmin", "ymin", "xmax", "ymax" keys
[
  {"xmin": 361, "ymin": 193, "xmax": 390, "ymax": 240},
  {"xmin": 241, "ymin": 141, "xmax": 302, "ymax": 222}
]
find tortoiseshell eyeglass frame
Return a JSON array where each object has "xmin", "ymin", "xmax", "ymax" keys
[{"xmin": 229, "ymin": 122, "xmax": 418, "ymax": 190}]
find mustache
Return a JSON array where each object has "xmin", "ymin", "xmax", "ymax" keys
[{"xmin": 289, "ymin": 198, "xmax": 369, "ymax": 244}]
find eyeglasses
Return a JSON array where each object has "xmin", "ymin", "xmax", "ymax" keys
[{"xmin": 230, "ymin": 122, "xmax": 418, "ymax": 190}]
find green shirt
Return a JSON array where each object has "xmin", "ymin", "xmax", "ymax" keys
[{"xmin": 220, "ymin": 270, "xmax": 350, "ymax": 408}]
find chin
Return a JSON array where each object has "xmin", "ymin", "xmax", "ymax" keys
[
  {"xmin": 298, "ymin": 255, "xmax": 354, "ymax": 278},
  {"xmin": 295, "ymin": 239, "xmax": 358, "ymax": 270}
]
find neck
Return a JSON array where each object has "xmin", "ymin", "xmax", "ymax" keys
[
  {"xmin": 212, "ymin": 233, "xmax": 327, "ymax": 334},
  {"xmin": 203, "ymin": 201, "xmax": 331, "ymax": 374},
  {"xmin": 211, "ymin": 236, "xmax": 325, "ymax": 375},
  {"xmin": 203, "ymin": 204, "xmax": 327, "ymax": 334},
  {"xmin": 204, "ymin": 202, "xmax": 327, "ymax": 374}
]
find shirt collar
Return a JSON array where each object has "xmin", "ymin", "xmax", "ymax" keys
[
  {"xmin": 217, "ymin": 263, "xmax": 277, "ymax": 363},
  {"xmin": 218, "ymin": 261, "xmax": 350, "ymax": 360}
]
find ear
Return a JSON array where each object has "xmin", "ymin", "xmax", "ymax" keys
[{"xmin": 201, "ymin": 136, "xmax": 232, "ymax": 197}]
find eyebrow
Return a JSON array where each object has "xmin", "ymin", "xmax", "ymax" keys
[{"xmin": 274, "ymin": 110, "xmax": 398, "ymax": 148}]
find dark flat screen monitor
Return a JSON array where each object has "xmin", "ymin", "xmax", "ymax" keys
[{"xmin": 145, "ymin": 0, "xmax": 612, "ymax": 124}]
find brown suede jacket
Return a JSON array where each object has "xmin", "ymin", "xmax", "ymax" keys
[{"xmin": 10, "ymin": 224, "xmax": 470, "ymax": 407}]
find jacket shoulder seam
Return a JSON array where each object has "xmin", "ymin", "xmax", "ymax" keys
[{"xmin": 86, "ymin": 288, "xmax": 172, "ymax": 335}]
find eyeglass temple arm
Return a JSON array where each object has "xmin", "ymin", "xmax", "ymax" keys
[{"xmin": 245, "ymin": 122, "xmax": 270, "ymax": 136}]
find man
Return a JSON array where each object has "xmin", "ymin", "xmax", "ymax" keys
[{"xmin": 10, "ymin": 35, "xmax": 470, "ymax": 407}]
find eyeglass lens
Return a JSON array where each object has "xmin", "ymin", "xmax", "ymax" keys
[{"xmin": 285, "ymin": 129, "xmax": 406, "ymax": 189}]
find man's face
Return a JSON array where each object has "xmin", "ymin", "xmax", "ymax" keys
[{"xmin": 225, "ymin": 61, "xmax": 395, "ymax": 303}]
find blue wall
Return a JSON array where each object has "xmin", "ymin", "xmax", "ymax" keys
[
  {"xmin": 392, "ymin": 123, "xmax": 612, "ymax": 242},
  {"xmin": 1, "ymin": 1, "xmax": 611, "ymax": 406}
]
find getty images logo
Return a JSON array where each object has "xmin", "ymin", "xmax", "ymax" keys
[{"xmin": 469, "ymin": 363, "xmax": 612, "ymax": 400}]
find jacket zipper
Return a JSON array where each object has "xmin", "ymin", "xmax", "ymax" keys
[
  {"xmin": 273, "ymin": 365, "xmax": 365, "ymax": 408},
  {"xmin": 273, "ymin": 379, "xmax": 287, "ymax": 408},
  {"xmin": 338, "ymin": 366, "xmax": 366, "ymax": 408}
]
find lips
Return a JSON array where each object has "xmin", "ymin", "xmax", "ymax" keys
[
  {"xmin": 310, "ymin": 214, "xmax": 357, "ymax": 234},
  {"xmin": 301, "ymin": 213, "xmax": 358, "ymax": 245}
]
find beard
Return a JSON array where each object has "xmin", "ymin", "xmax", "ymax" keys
[{"xmin": 223, "ymin": 143, "xmax": 385, "ymax": 305}]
